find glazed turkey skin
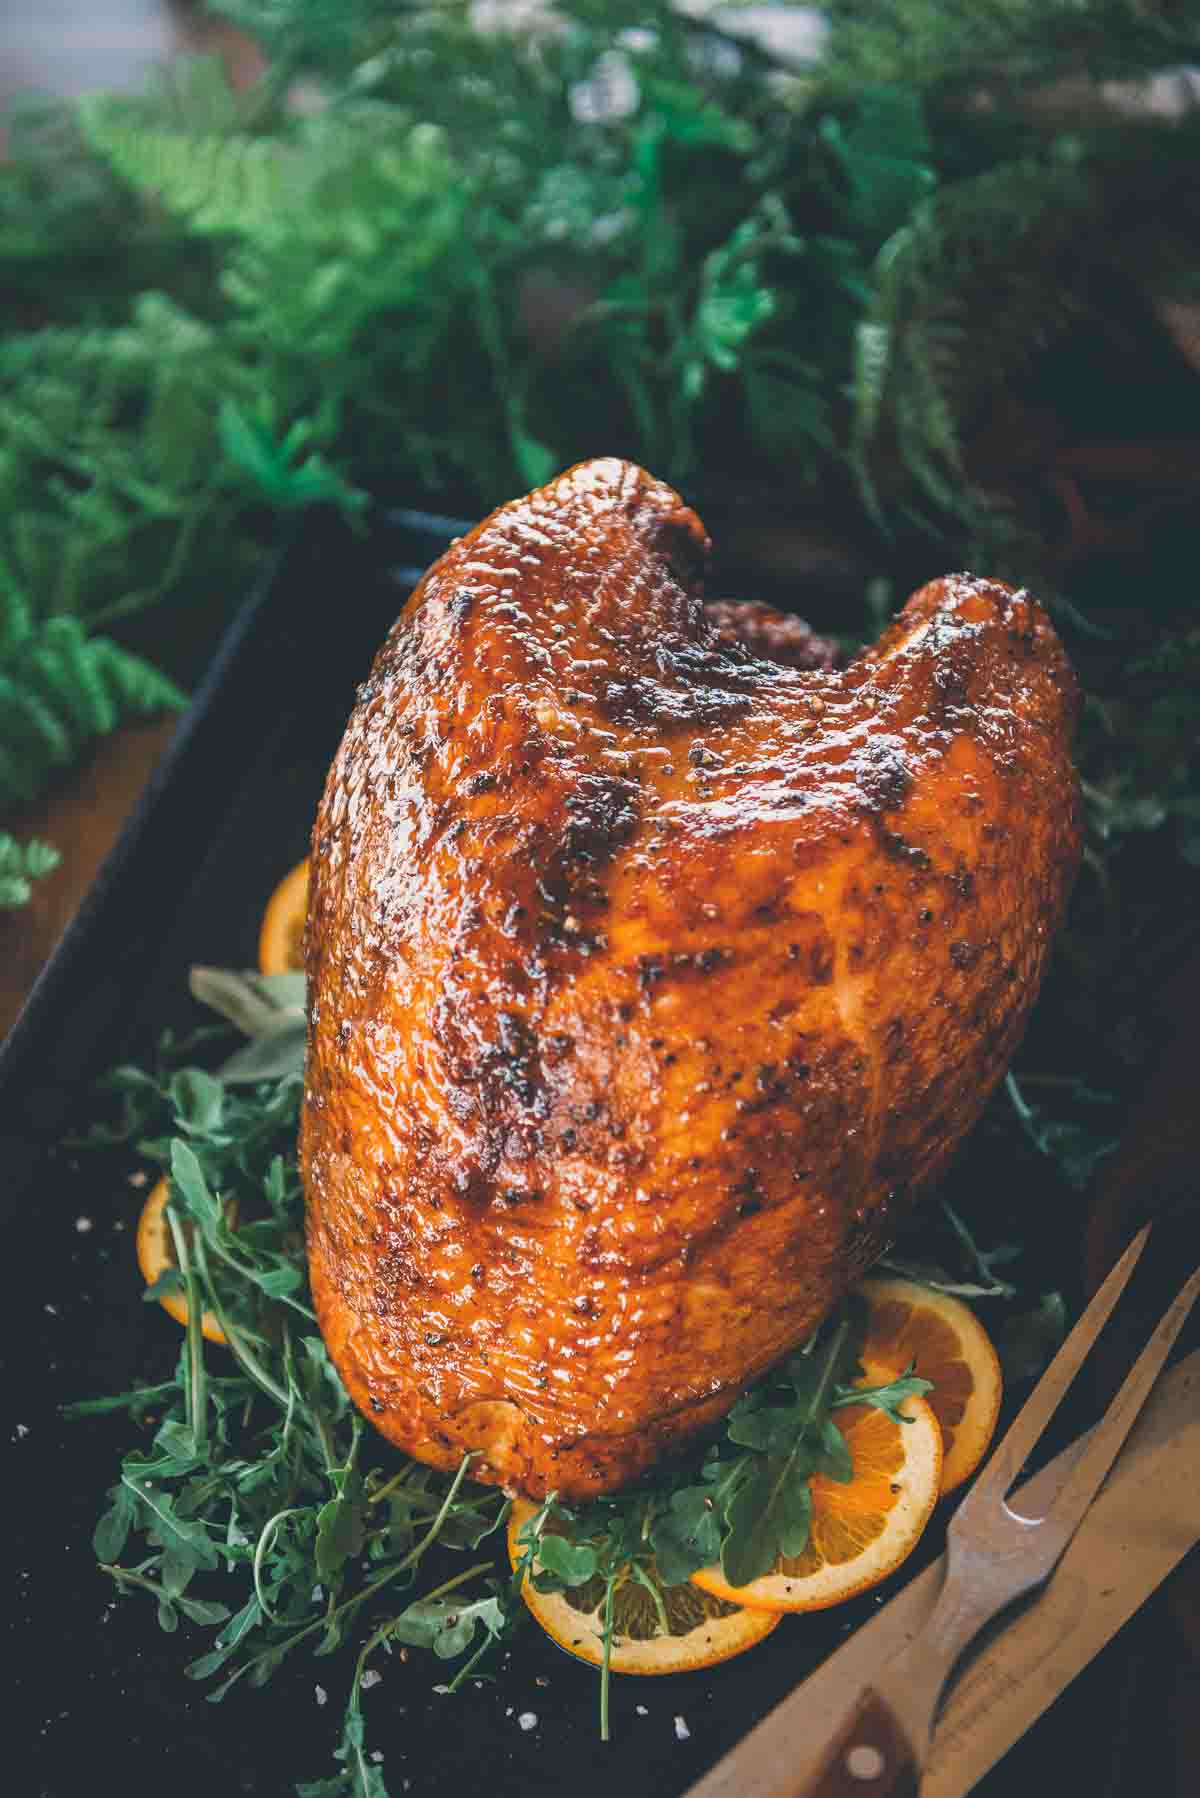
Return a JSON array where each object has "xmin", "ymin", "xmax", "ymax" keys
[{"xmin": 302, "ymin": 457, "xmax": 1081, "ymax": 1499}]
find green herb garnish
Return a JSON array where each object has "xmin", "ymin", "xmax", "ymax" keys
[{"xmin": 69, "ymin": 966, "xmax": 967, "ymax": 1777}]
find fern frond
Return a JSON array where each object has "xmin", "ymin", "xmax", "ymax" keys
[
  {"xmin": 853, "ymin": 158, "xmax": 1098, "ymax": 515},
  {"xmin": 80, "ymin": 106, "xmax": 288, "ymax": 239},
  {"xmin": 0, "ymin": 614, "xmax": 184, "ymax": 810},
  {"xmin": 0, "ymin": 295, "xmax": 256, "ymax": 626},
  {"xmin": 0, "ymin": 834, "xmax": 62, "ymax": 909}
]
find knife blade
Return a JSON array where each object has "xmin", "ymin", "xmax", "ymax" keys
[{"xmin": 687, "ymin": 1348, "xmax": 1200, "ymax": 1798}]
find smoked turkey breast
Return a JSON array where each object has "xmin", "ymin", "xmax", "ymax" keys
[{"xmin": 302, "ymin": 458, "xmax": 1081, "ymax": 1498}]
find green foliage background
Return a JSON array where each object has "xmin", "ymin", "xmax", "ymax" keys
[{"xmin": 1, "ymin": 0, "xmax": 1198, "ymax": 930}]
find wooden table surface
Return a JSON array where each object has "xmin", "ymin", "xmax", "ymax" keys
[{"xmin": 0, "ymin": 717, "xmax": 178, "ymax": 1039}]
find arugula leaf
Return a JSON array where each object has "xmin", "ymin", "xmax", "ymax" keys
[
  {"xmin": 648, "ymin": 1484, "xmax": 724, "ymax": 1586},
  {"xmin": 168, "ymin": 1068, "xmax": 226, "ymax": 1136},
  {"xmin": 391, "ymin": 1594, "xmax": 506, "ymax": 1660},
  {"xmin": 315, "ymin": 1464, "xmax": 367, "ymax": 1583},
  {"xmin": 532, "ymin": 1532, "xmax": 599, "ymax": 1585},
  {"xmin": 93, "ymin": 1484, "xmax": 138, "ymax": 1562},
  {"xmin": 721, "ymin": 1455, "xmax": 814, "ymax": 1589},
  {"xmin": 121, "ymin": 1476, "xmax": 222, "ymax": 1571},
  {"xmin": 835, "ymin": 1367, "xmax": 933, "ymax": 1428},
  {"xmin": 817, "ymin": 1415, "xmax": 855, "ymax": 1485},
  {"xmin": 170, "ymin": 1137, "xmax": 221, "ymax": 1230},
  {"xmin": 718, "ymin": 1307, "xmax": 862, "ymax": 1584}
]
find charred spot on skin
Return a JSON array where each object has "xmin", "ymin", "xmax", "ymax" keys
[
  {"xmin": 856, "ymin": 739, "xmax": 914, "ymax": 813},
  {"xmin": 878, "ymin": 826, "xmax": 932, "ymax": 870},
  {"xmin": 499, "ymin": 1187, "xmax": 542, "ymax": 1208},
  {"xmin": 949, "ymin": 865, "xmax": 975, "ymax": 901},
  {"xmin": 949, "ymin": 940, "xmax": 979, "ymax": 970}
]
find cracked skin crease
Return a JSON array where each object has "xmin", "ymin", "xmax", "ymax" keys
[{"xmin": 302, "ymin": 457, "xmax": 1081, "ymax": 1500}]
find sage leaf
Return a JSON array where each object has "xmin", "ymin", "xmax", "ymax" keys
[
  {"xmin": 218, "ymin": 1018, "xmax": 307, "ymax": 1084},
  {"xmin": 189, "ymin": 966, "xmax": 306, "ymax": 1038}
]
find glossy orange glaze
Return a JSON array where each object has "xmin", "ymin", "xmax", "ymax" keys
[{"xmin": 302, "ymin": 458, "xmax": 1081, "ymax": 1498}]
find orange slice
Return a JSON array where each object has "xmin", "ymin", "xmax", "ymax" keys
[
  {"xmin": 136, "ymin": 1176, "xmax": 230, "ymax": 1346},
  {"xmin": 859, "ymin": 1275, "xmax": 1002, "ymax": 1493},
  {"xmin": 507, "ymin": 1499, "xmax": 779, "ymax": 1674},
  {"xmin": 690, "ymin": 1362, "xmax": 942, "ymax": 1613},
  {"xmin": 258, "ymin": 859, "xmax": 309, "ymax": 975}
]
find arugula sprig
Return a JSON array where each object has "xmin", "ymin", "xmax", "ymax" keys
[
  {"xmin": 509, "ymin": 1304, "xmax": 928, "ymax": 1738},
  {"xmin": 616, "ymin": 1300, "xmax": 927, "ymax": 1595},
  {"xmin": 69, "ymin": 1010, "xmax": 514, "ymax": 1795}
]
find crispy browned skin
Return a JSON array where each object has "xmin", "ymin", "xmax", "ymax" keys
[{"xmin": 302, "ymin": 458, "xmax": 1081, "ymax": 1498}]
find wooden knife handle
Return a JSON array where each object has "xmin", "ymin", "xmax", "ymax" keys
[{"xmin": 780, "ymin": 1688, "xmax": 920, "ymax": 1798}]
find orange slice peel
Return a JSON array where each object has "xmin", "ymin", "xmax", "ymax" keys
[
  {"xmin": 507, "ymin": 1498, "xmax": 779, "ymax": 1674},
  {"xmin": 859, "ymin": 1275, "xmax": 1003, "ymax": 1494},
  {"xmin": 136, "ymin": 1176, "xmax": 231, "ymax": 1346},
  {"xmin": 690, "ymin": 1359, "xmax": 943, "ymax": 1613},
  {"xmin": 258, "ymin": 859, "xmax": 309, "ymax": 976}
]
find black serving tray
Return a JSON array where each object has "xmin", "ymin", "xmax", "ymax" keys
[{"xmin": 1, "ymin": 504, "xmax": 1181, "ymax": 1798}]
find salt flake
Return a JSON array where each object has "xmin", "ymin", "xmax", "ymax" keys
[
  {"xmin": 674, "ymin": 1715, "xmax": 691, "ymax": 1741},
  {"xmin": 517, "ymin": 1711, "xmax": 538, "ymax": 1731}
]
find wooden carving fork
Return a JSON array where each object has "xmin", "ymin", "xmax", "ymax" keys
[{"xmin": 783, "ymin": 1225, "xmax": 1200, "ymax": 1797}]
